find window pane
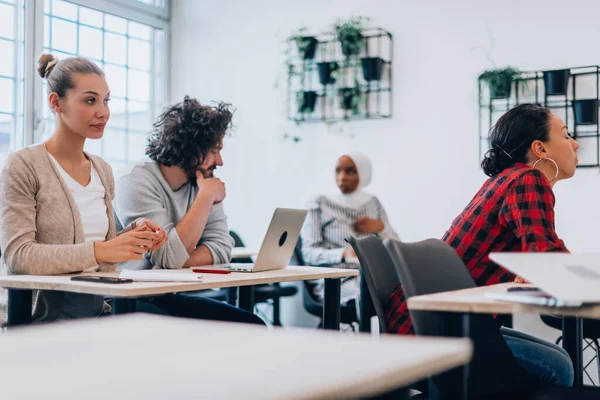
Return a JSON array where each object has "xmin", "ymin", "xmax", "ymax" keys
[
  {"xmin": 51, "ymin": 18, "xmax": 77, "ymax": 54},
  {"xmin": 109, "ymin": 97, "xmax": 126, "ymax": 128},
  {"xmin": 103, "ymin": 128, "xmax": 127, "ymax": 161},
  {"xmin": 0, "ymin": 40, "xmax": 15, "ymax": 77},
  {"xmin": 128, "ymin": 38, "xmax": 150, "ymax": 70},
  {"xmin": 128, "ymin": 70, "xmax": 150, "ymax": 101},
  {"xmin": 51, "ymin": 0, "xmax": 77, "ymax": 20},
  {"xmin": 0, "ymin": 78, "xmax": 14, "ymax": 113},
  {"xmin": 128, "ymin": 21, "xmax": 151, "ymax": 40},
  {"xmin": 104, "ymin": 32, "xmax": 126, "ymax": 65},
  {"xmin": 79, "ymin": 7, "xmax": 103, "ymax": 28},
  {"xmin": 78, "ymin": 26, "xmax": 102, "ymax": 60},
  {"xmin": 44, "ymin": 16, "xmax": 50, "ymax": 47},
  {"xmin": 0, "ymin": 4, "xmax": 15, "ymax": 40},
  {"xmin": 0, "ymin": 114, "xmax": 14, "ymax": 167},
  {"xmin": 104, "ymin": 64, "xmax": 127, "ymax": 98},
  {"xmin": 128, "ymin": 101, "xmax": 150, "ymax": 129},
  {"xmin": 128, "ymin": 132, "xmax": 148, "ymax": 162},
  {"xmin": 104, "ymin": 14, "xmax": 127, "ymax": 34}
]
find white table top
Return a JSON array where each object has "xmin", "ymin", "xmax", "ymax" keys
[
  {"xmin": 0, "ymin": 266, "xmax": 358, "ymax": 298},
  {"xmin": 0, "ymin": 314, "xmax": 473, "ymax": 399},
  {"xmin": 408, "ymin": 282, "xmax": 600, "ymax": 319}
]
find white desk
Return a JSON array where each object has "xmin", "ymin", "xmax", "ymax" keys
[
  {"xmin": 0, "ymin": 266, "xmax": 358, "ymax": 330},
  {"xmin": 0, "ymin": 314, "xmax": 473, "ymax": 399}
]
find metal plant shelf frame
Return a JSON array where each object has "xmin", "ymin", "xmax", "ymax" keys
[
  {"xmin": 287, "ymin": 27, "xmax": 393, "ymax": 123},
  {"xmin": 478, "ymin": 65, "xmax": 600, "ymax": 168}
]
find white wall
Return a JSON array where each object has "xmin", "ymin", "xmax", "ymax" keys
[{"xmin": 171, "ymin": 0, "xmax": 600, "ymax": 378}]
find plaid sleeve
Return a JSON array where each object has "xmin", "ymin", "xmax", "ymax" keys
[
  {"xmin": 499, "ymin": 170, "xmax": 569, "ymax": 252},
  {"xmin": 384, "ymin": 283, "xmax": 414, "ymax": 335}
]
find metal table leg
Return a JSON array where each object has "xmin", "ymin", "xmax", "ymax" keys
[
  {"xmin": 111, "ymin": 298, "xmax": 136, "ymax": 315},
  {"xmin": 7, "ymin": 289, "xmax": 32, "ymax": 327},
  {"xmin": 238, "ymin": 286, "xmax": 255, "ymax": 313},
  {"xmin": 359, "ymin": 270, "xmax": 376, "ymax": 333},
  {"xmin": 323, "ymin": 278, "xmax": 341, "ymax": 330},
  {"xmin": 562, "ymin": 316, "xmax": 583, "ymax": 387}
]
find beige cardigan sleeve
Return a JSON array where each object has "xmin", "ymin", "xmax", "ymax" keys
[{"xmin": 0, "ymin": 153, "xmax": 98, "ymax": 275}]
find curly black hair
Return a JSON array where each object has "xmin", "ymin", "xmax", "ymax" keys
[{"xmin": 146, "ymin": 96, "xmax": 233, "ymax": 173}]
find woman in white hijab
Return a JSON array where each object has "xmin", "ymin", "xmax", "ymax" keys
[{"xmin": 300, "ymin": 152, "xmax": 398, "ymax": 311}]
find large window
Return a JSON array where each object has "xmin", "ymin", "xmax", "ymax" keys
[
  {"xmin": 40, "ymin": 0, "xmax": 168, "ymax": 170},
  {"xmin": 0, "ymin": 0, "xmax": 25, "ymax": 167},
  {"xmin": 0, "ymin": 0, "xmax": 169, "ymax": 170}
]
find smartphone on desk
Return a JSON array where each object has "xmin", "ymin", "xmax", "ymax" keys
[{"xmin": 71, "ymin": 276, "xmax": 133, "ymax": 284}]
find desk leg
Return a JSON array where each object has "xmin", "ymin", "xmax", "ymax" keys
[
  {"xmin": 226, "ymin": 287, "xmax": 238, "ymax": 306},
  {"xmin": 238, "ymin": 286, "xmax": 254, "ymax": 313},
  {"xmin": 7, "ymin": 289, "xmax": 32, "ymax": 327},
  {"xmin": 359, "ymin": 271, "xmax": 376, "ymax": 333},
  {"xmin": 323, "ymin": 278, "xmax": 341, "ymax": 330},
  {"xmin": 562, "ymin": 316, "xmax": 583, "ymax": 387},
  {"xmin": 111, "ymin": 298, "xmax": 136, "ymax": 315}
]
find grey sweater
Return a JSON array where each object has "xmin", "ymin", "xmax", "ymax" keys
[{"xmin": 113, "ymin": 161, "xmax": 234, "ymax": 270}]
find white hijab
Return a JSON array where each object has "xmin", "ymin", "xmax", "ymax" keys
[{"xmin": 324, "ymin": 152, "xmax": 375, "ymax": 210}]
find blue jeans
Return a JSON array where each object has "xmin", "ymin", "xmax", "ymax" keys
[
  {"xmin": 135, "ymin": 293, "xmax": 266, "ymax": 325},
  {"xmin": 501, "ymin": 327, "xmax": 574, "ymax": 387}
]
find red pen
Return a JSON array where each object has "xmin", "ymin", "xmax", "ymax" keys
[{"xmin": 192, "ymin": 268, "xmax": 231, "ymax": 274}]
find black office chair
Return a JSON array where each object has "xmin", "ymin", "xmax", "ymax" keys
[
  {"xmin": 540, "ymin": 315, "xmax": 600, "ymax": 386},
  {"xmin": 383, "ymin": 237, "xmax": 598, "ymax": 399},
  {"xmin": 229, "ymin": 231, "xmax": 297, "ymax": 326},
  {"xmin": 345, "ymin": 236, "xmax": 399, "ymax": 333},
  {"xmin": 293, "ymin": 237, "xmax": 359, "ymax": 328}
]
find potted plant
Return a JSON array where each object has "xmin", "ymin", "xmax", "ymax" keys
[
  {"xmin": 573, "ymin": 99, "xmax": 599, "ymax": 125},
  {"xmin": 361, "ymin": 57, "xmax": 384, "ymax": 81},
  {"xmin": 291, "ymin": 28, "xmax": 318, "ymax": 60},
  {"xmin": 297, "ymin": 90, "xmax": 318, "ymax": 114},
  {"xmin": 543, "ymin": 69, "xmax": 570, "ymax": 96},
  {"xmin": 478, "ymin": 67, "xmax": 520, "ymax": 99},
  {"xmin": 338, "ymin": 82, "xmax": 362, "ymax": 114},
  {"xmin": 317, "ymin": 61, "xmax": 339, "ymax": 85},
  {"xmin": 334, "ymin": 16, "xmax": 369, "ymax": 57}
]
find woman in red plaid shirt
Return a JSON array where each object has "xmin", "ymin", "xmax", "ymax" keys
[{"xmin": 386, "ymin": 104, "xmax": 579, "ymax": 387}]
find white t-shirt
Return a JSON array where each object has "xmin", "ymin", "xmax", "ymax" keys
[{"xmin": 49, "ymin": 154, "xmax": 109, "ymax": 250}]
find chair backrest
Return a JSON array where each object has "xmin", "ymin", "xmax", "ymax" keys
[
  {"xmin": 346, "ymin": 235, "xmax": 400, "ymax": 333},
  {"xmin": 383, "ymin": 238, "xmax": 544, "ymax": 395},
  {"xmin": 228, "ymin": 230, "xmax": 253, "ymax": 263}
]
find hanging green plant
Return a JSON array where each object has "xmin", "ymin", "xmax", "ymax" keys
[
  {"xmin": 296, "ymin": 90, "xmax": 318, "ymax": 114},
  {"xmin": 338, "ymin": 82, "xmax": 362, "ymax": 114},
  {"xmin": 291, "ymin": 28, "xmax": 318, "ymax": 60},
  {"xmin": 478, "ymin": 67, "xmax": 520, "ymax": 99},
  {"xmin": 334, "ymin": 16, "xmax": 369, "ymax": 57}
]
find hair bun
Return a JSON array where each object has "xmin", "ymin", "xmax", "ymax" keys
[
  {"xmin": 37, "ymin": 54, "xmax": 58, "ymax": 79},
  {"xmin": 481, "ymin": 148, "xmax": 501, "ymax": 177}
]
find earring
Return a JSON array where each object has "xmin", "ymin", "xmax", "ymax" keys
[{"xmin": 532, "ymin": 158, "xmax": 559, "ymax": 183}]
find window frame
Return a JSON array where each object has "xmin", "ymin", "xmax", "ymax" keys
[{"xmin": 24, "ymin": 0, "xmax": 170, "ymax": 147}]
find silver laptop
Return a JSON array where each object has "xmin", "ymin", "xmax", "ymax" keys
[
  {"xmin": 488, "ymin": 253, "xmax": 600, "ymax": 307},
  {"xmin": 225, "ymin": 208, "xmax": 307, "ymax": 272}
]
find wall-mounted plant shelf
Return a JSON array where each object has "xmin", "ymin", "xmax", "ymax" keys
[
  {"xmin": 478, "ymin": 65, "xmax": 600, "ymax": 168},
  {"xmin": 287, "ymin": 27, "xmax": 393, "ymax": 123}
]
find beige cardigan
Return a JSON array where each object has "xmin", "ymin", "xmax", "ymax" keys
[{"xmin": 0, "ymin": 143, "xmax": 118, "ymax": 322}]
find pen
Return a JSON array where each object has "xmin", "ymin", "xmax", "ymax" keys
[{"xmin": 192, "ymin": 268, "xmax": 231, "ymax": 274}]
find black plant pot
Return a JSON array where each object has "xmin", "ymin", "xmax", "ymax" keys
[
  {"xmin": 340, "ymin": 35, "xmax": 363, "ymax": 57},
  {"xmin": 297, "ymin": 91, "xmax": 317, "ymax": 114},
  {"xmin": 361, "ymin": 57, "xmax": 384, "ymax": 81},
  {"xmin": 339, "ymin": 88, "xmax": 359, "ymax": 111},
  {"xmin": 317, "ymin": 62, "xmax": 338, "ymax": 85},
  {"xmin": 573, "ymin": 99, "xmax": 599, "ymax": 125},
  {"xmin": 543, "ymin": 69, "xmax": 570, "ymax": 96},
  {"xmin": 489, "ymin": 79, "xmax": 512, "ymax": 99},
  {"xmin": 296, "ymin": 37, "xmax": 318, "ymax": 60}
]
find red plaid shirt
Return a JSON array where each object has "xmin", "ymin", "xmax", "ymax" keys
[{"xmin": 385, "ymin": 164, "xmax": 569, "ymax": 334}]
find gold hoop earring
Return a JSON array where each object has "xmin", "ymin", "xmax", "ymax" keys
[{"xmin": 532, "ymin": 158, "xmax": 559, "ymax": 183}]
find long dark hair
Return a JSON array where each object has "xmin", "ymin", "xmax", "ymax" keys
[{"xmin": 481, "ymin": 104, "xmax": 552, "ymax": 177}]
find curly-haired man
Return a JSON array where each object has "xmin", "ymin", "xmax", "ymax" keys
[{"xmin": 113, "ymin": 96, "xmax": 262, "ymax": 324}]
